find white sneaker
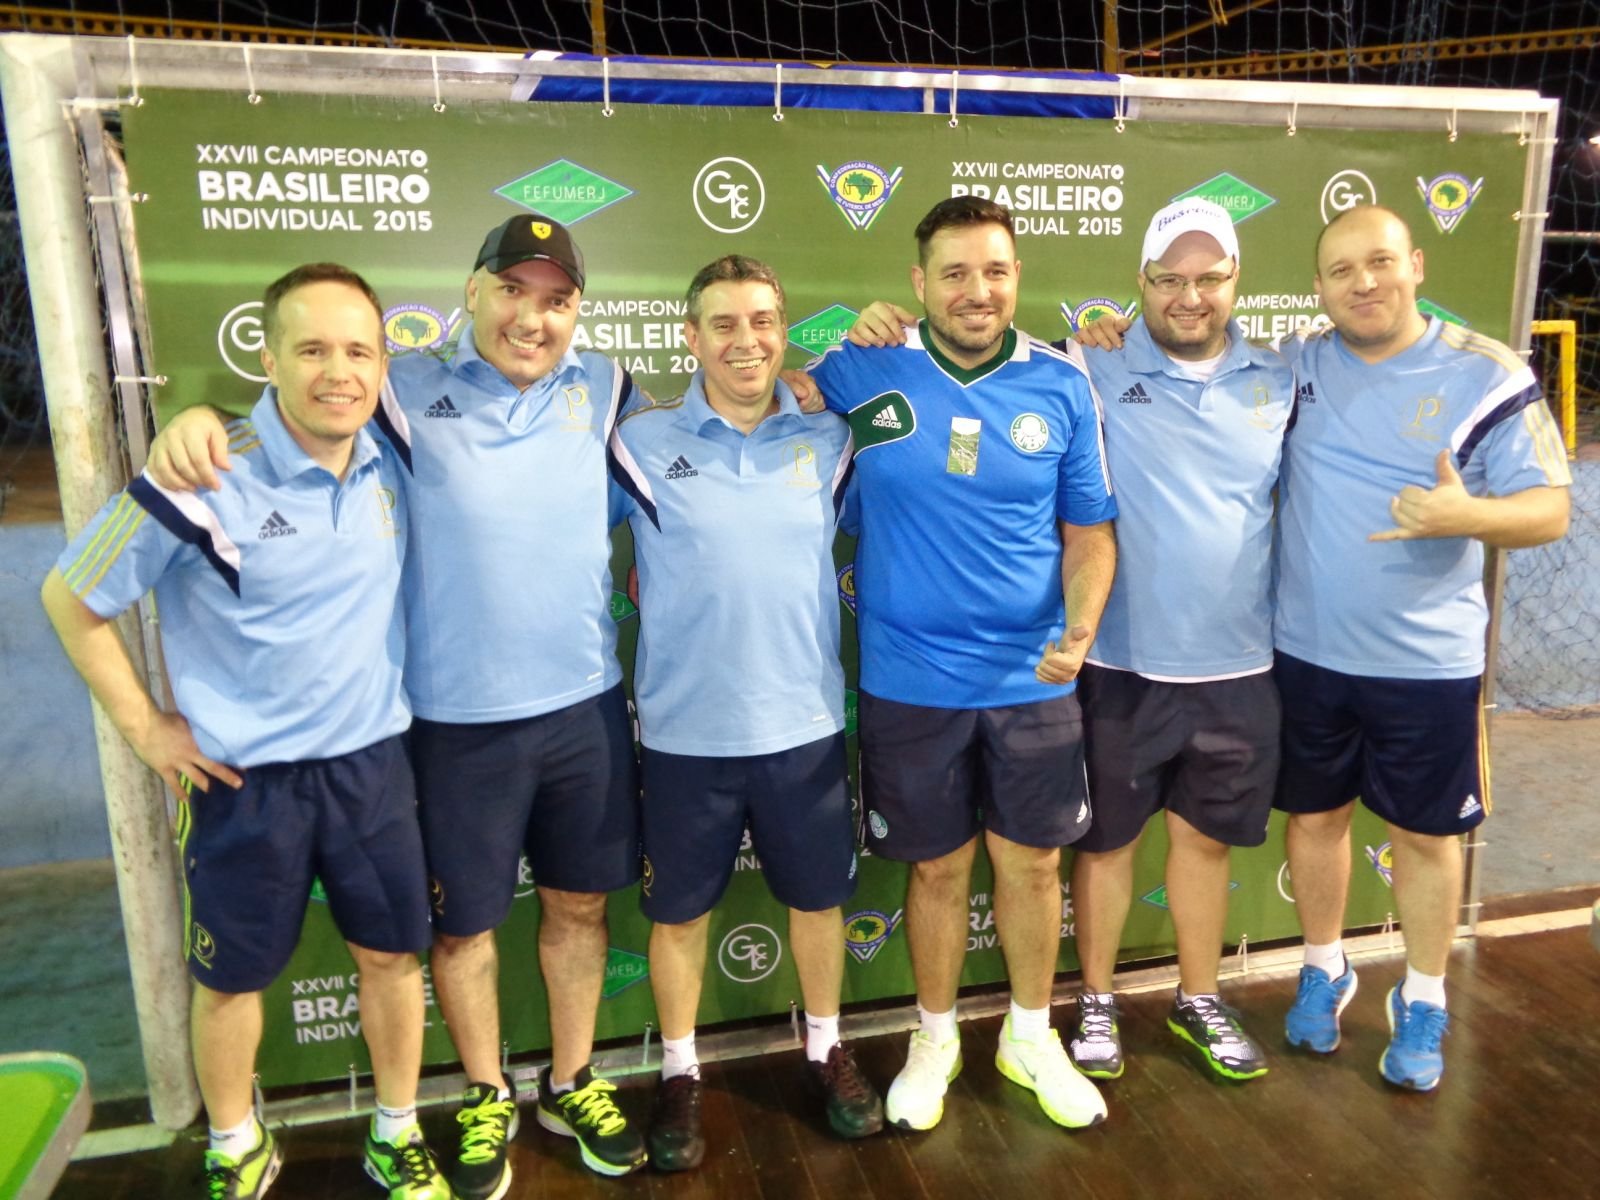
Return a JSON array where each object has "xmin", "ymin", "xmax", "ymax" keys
[
  {"xmin": 885, "ymin": 1030, "xmax": 962, "ymax": 1131},
  {"xmin": 994, "ymin": 1015, "xmax": 1108, "ymax": 1129}
]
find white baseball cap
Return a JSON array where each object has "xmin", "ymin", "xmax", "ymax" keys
[{"xmin": 1140, "ymin": 198, "xmax": 1240, "ymax": 269}]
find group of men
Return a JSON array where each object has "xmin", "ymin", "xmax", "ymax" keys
[{"xmin": 42, "ymin": 185, "xmax": 1570, "ymax": 1200}]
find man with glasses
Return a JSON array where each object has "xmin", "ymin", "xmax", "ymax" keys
[{"xmin": 844, "ymin": 198, "xmax": 1292, "ymax": 1084}]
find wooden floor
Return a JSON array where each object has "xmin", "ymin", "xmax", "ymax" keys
[{"xmin": 55, "ymin": 920, "xmax": 1600, "ymax": 1200}]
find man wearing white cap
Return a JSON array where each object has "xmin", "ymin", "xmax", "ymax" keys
[{"xmin": 844, "ymin": 197, "xmax": 1293, "ymax": 1083}]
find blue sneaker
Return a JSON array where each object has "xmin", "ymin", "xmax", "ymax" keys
[
  {"xmin": 1380, "ymin": 985, "xmax": 1449, "ymax": 1091},
  {"xmin": 1285, "ymin": 962, "xmax": 1358, "ymax": 1053}
]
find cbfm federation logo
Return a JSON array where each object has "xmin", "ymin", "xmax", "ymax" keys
[
  {"xmin": 694, "ymin": 157, "xmax": 765, "ymax": 234},
  {"xmin": 1416, "ymin": 173, "xmax": 1484, "ymax": 233},
  {"xmin": 844, "ymin": 909, "xmax": 904, "ymax": 964},
  {"xmin": 816, "ymin": 161, "xmax": 904, "ymax": 231},
  {"xmin": 1321, "ymin": 169, "xmax": 1377, "ymax": 224},
  {"xmin": 836, "ymin": 563, "xmax": 857, "ymax": 614},
  {"xmin": 1060, "ymin": 297, "xmax": 1135, "ymax": 334},
  {"xmin": 383, "ymin": 304, "xmax": 448, "ymax": 354},
  {"xmin": 217, "ymin": 300, "xmax": 267, "ymax": 383},
  {"xmin": 718, "ymin": 923, "xmax": 782, "ymax": 983},
  {"xmin": 1365, "ymin": 842, "xmax": 1395, "ymax": 887}
]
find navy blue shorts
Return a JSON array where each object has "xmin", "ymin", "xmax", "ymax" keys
[
  {"xmin": 413, "ymin": 685, "xmax": 641, "ymax": 937},
  {"xmin": 639, "ymin": 732, "xmax": 856, "ymax": 924},
  {"xmin": 176, "ymin": 734, "xmax": 431, "ymax": 994},
  {"xmin": 857, "ymin": 690, "xmax": 1091, "ymax": 861},
  {"xmin": 1075, "ymin": 665, "xmax": 1280, "ymax": 852},
  {"xmin": 1273, "ymin": 653, "xmax": 1488, "ymax": 836}
]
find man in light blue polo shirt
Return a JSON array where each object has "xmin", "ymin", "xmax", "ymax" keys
[
  {"xmin": 147, "ymin": 217, "xmax": 646, "ymax": 1188},
  {"xmin": 608, "ymin": 255, "xmax": 881, "ymax": 1171},
  {"xmin": 1274, "ymin": 204, "xmax": 1570, "ymax": 1093},
  {"xmin": 845, "ymin": 198, "xmax": 1293, "ymax": 1086},
  {"xmin": 43, "ymin": 264, "xmax": 450, "ymax": 1199}
]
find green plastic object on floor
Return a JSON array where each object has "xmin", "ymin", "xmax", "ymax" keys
[{"xmin": 0, "ymin": 1052, "xmax": 91, "ymax": 1200}]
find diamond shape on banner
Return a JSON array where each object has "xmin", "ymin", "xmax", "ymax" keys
[
  {"xmin": 601, "ymin": 947, "xmax": 649, "ymax": 999},
  {"xmin": 1171, "ymin": 173, "xmax": 1277, "ymax": 223},
  {"xmin": 788, "ymin": 304, "xmax": 860, "ymax": 356},
  {"xmin": 494, "ymin": 160, "xmax": 635, "ymax": 224}
]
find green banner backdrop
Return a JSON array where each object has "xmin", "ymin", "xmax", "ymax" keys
[{"xmin": 122, "ymin": 90, "xmax": 1525, "ymax": 1085}]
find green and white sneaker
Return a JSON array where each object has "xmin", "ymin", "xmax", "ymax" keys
[
  {"xmin": 1067, "ymin": 992, "xmax": 1125, "ymax": 1080},
  {"xmin": 994, "ymin": 1015, "xmax": 1108, "ymax": 1129},
  {"xmin": 203, "ymin": 1123, "xmax": 282, "ymax": 1199},
  {"xmin": 535, "ymin": 1065, "xmax": 647, "ymax": 1177},
  {"xmin": 362, "ymin": 1124, "xmax": 452, "ymax": 1198},
  {"xmin": 1168, "ymin": 993, "xmax": 1268, "ymax": 1081}
]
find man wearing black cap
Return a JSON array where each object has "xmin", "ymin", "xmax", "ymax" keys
[{"xmin": 147, "ymin": 213, "xmax": 649, "ymax": 1190}]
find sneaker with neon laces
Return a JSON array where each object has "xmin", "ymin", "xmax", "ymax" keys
[
  {"xmin": 1168, "ymin": 994, "xmax": 1268, "ymax": 1081},
  {"xmin": 885, "ymin": 1030, "xmax": 962, "ymax": 1132},
  {"xmin": 806, "ymin": 1043, "xmax": 884, "ymax": 1139},
  {"xmin": 994, "ymin": 1015, "xmax": 1107, "ymax": 1129},
  {"xmin": 362, "ymin": 1125, "xmax": 451, "ymax": 1198},
  {"xmin": 1380, "ymin": 984, "xmax": 1449, "ymax": 1092},
  {"xmin": 1067, "ymin": 993, "xmax": 1124, "ymax": 1080},
  {"xmin": 535, "ymin": 1065, "xmax": 647, "ymax": 1176},
  {"xmin": 647, "ymin": 1073, "xmax": 704, "ymax": 1172},
  {"xmin": 451, "ymin": 1081, "xmax": 519, "ymax": 1200},
  {"xmin": 202, "ymin": 1123, "xmax": 282, "ymax": 1200},
  {"xmin": 1285, "ymin": 962, "xmax": 1359, "ymax": 1053}
]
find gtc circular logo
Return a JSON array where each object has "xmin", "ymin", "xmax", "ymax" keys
[
  {"xmin": 1320, "ymin": 170, "xmax": 1377, "ymax": 224},
  {"xmin": 1010, "ymin": 413, "xmax": 1050, "ymax": 453},
  {"xmin": 717, "ymin": 922, "xmax": 782, "ymax": 983},
  {"xmin": 694, "ymin": 157, "xmax": 766, "ymax": 234},
  {"xmin": 513, "ymin": 854, "xmax": 537, "ymax": 899},
  {"xmin": 217, "ymin": 300, "xmax": 267, "ymax": 383}
]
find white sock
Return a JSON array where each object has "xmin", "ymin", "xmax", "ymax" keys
[
  {"xmin": 1402, "ymin": 966, "xmax": 1447, "ymax": 1010},
  {"xmin": 661, "ymin": 1033, "xmax": 700, "ymax": 1081},
  {"xmin": 1303, "ymin": 940, "xmax": 1347, "ymax": 979},
  {"xmin": 208, "ymin": 1115, "xmax": 260, "ymax": 1157},
  {"xmin": 918, "ymin": 1003, "xmax": 958, "ymax": 1044},
  {"xmin": 1008, "ymin": 1000, "xmax": 1051, "ymax": 1044},
  {"xmin": 1178, "ymin": 988, "xmax": 1218, "ymax": 1006},
  {"xmin": 372, "ymin": 1103, "xmax": 417, "ymax": 1144},
  {"xmin": 805, "ymin": 1012, "xmax": 841, "ymax": 1064}
]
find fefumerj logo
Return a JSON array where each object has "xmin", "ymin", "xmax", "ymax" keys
[
  {"xmin": 1172, "ymin": 173, "xmax": 1276, "ymax": 223},
  {"xmin": 816, "ymin": 161, "xmax": 904, "ymax": 231},
  {"xmin": 694, "ymin": 158, "xmax": 765, "ymax": 234},
  {"xmin": 718, "ymin": 923, "xmax": 783, "ymax": 983},
  {"xmin": 788, "ymin": 305, "xmax": 859, "ymax": 355},
  {"xmin": 494, "ymin": 160, "xmax": 633, "ymax": 224},
  {"xmin": 601, "ymin": 947, "xmax": 649, "ymax": 999}
]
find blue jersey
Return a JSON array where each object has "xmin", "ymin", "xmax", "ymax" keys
[
  {"xmin": 1068, "ymin": 320, "xmax": 1293, "ymax": 680},
  {"xmin": 808, "ymin": 323, "xmax": 1117, "ymax": 709},
  {"xmin": 373, "ymin": 324, "xmax": 631, "ymax": 722},
  {"xmin": 609, "ymin": 376, "xmax": 853, "ymax": 756},
  {"xmin": 1275, "ymin": 318, "xmax": 1571, "ymax": 679},
  {"xmin": 56, "ymin": 391, "xmax": 409, "ymax": 767}
]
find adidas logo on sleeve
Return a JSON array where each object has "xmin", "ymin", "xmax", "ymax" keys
[
  {"xmin": 1295, "ymin": 380, "xmax": 1318, "ymax": 405},
  {"xmin": 423, "ymin": 396, "xmax": 462, "ymax": 419},
  {"xmin": 257, "ymin": 511, "xmax": 298, "ymax": 539},
  {"xmin": 664, "ymin": 454, "xmax": 699, "ymax": 480},
  {"xmin": 1117, "ymin": 383, "xmax": 1152, "ymax": 404},
  {"xmin": 871, "ymin": 405, "xmax": 904, "ymax": 429}
]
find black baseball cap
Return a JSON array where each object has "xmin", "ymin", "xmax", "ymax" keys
[{"xmin": 473, "ymin": 214, "xmax": 586, "ymax": 291}]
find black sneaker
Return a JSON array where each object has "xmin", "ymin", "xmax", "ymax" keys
[
  {"xmin": 647, "ymin": 1072, "xmax": 705, "ymax": 1172},
  {"xmin": 1168, "ymin": 993, "xmax": 1269, "ymax": 1081},
  {"xmin": 452, "ymin": 1081, "xmax": 519, "ymax": 1200},
  {"xmin": 535, "ymin": 1065, "xmax": 647, "ymax": 1176},
  {"xmin": 807, "ymin": 1043, "xmax": 884, "ymax": 1139}
]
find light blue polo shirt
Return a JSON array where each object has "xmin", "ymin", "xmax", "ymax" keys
[
  {"xmin": 1275, "ymin": 318, "xmax": 1571, "ymax": 679},
  {"xmin": 55, "ymin": 390, "xmax": 409, "ymax": 767},
  {"xmin": 808, "ymin": 324, "xmax": 1117, "ymax": 709},
  {"xmin": 608, "ymin": 375, "xmax": 853, "ymax": 756},
  {"xmin": 374, "ymin": 323, "xmax": 631, "ymax": 722},
  {"xmin": 1070, "ymin": 319, "xmax": 1293, "ymax": 679}
]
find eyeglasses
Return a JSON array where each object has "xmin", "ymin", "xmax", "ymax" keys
[{"xmin": 1142, "ymin": 269, "xmax": 1237, "ymax": 295}]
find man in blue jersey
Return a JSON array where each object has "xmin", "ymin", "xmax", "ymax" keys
[
  {"xmin": 807, "ymin": 197, "xmax": 1118, "ymax": 1133},
  {"xmin": 43, "ymin": 265, "xmax": 450, "ymax": 1199},
  {"xmin": 608, "ymin": 255, "xmax": 882, "ymax": 1170},
  {"xmin": 147, "ymin": 216, "xmax": 647, "ymax": 1188},
  {"xmin": 846, "ymin": 199, "xmax": 1293, "ymax": 1086},
  {"xmin": 1273, "ymin": 204, "xmax": 1569, "ymax": 1092}
]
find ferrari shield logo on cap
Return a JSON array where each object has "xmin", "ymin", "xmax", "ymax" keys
[{"xmin": 531, "ymin": 221, "xmax": 552, "ymax": 239}]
